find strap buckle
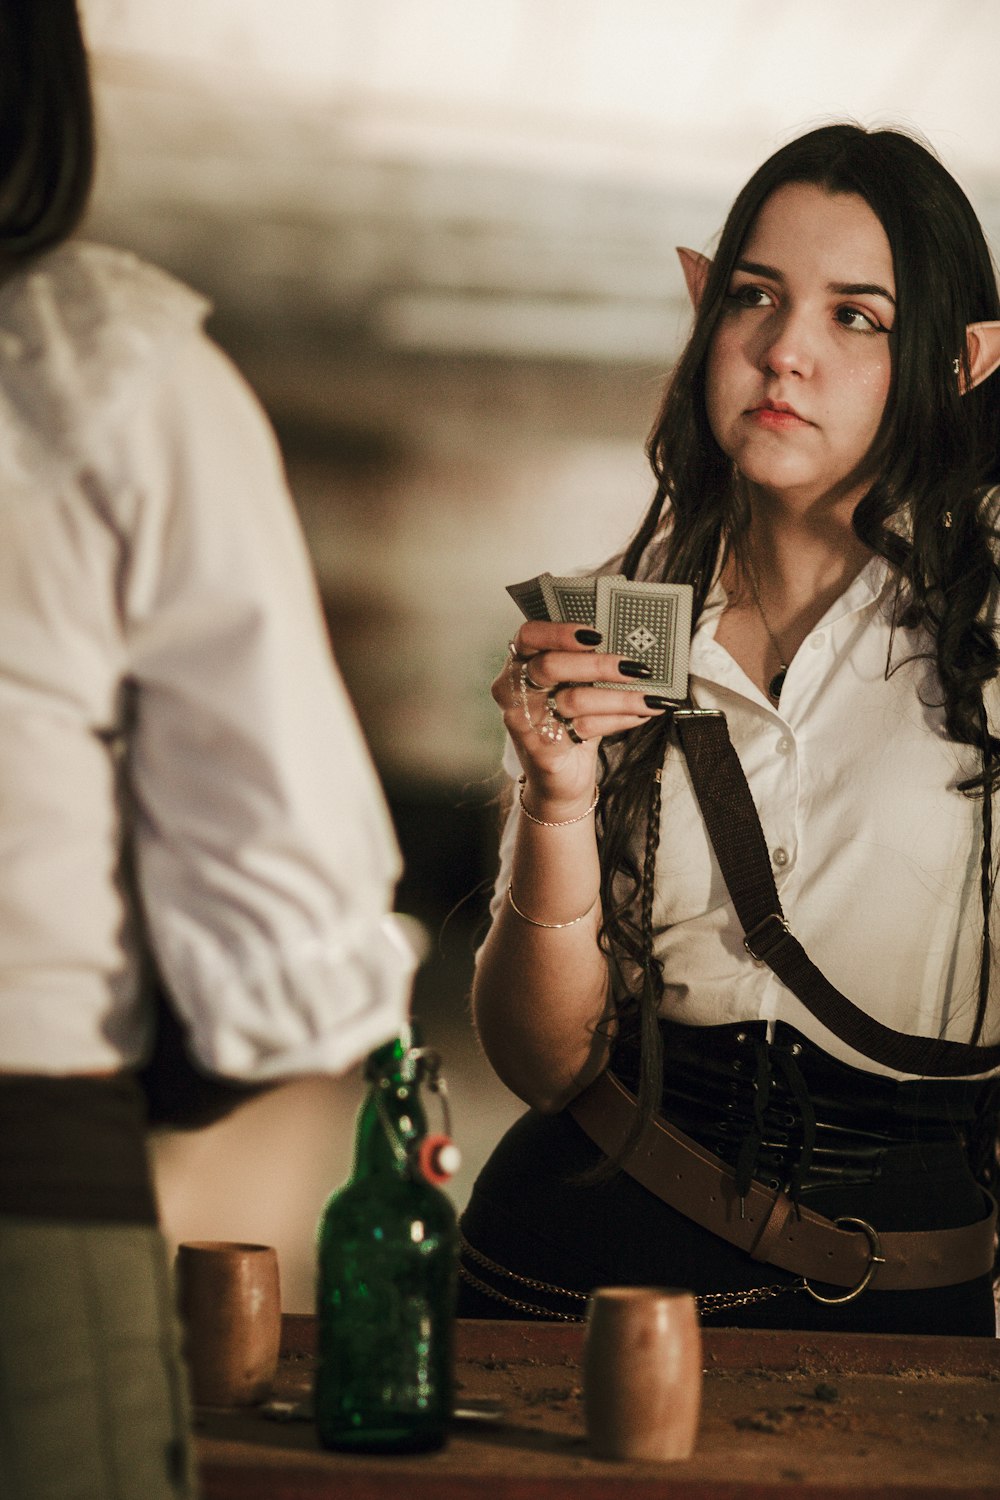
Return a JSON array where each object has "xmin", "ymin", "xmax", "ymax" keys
[
  {"xmin": 672, "ymin": 708, "xmax": 726, "ymax": 720},
  {"xmin": 802, "ymin": 1216, "xmax": 886, "ymax": 1305},
  {"xmin": 743, "ymin": 912, "xmax": 790, "ymax": 960}
]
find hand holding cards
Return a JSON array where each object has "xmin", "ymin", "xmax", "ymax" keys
[{"xmin": 507, "ymin": 572, "xmax": 692, "ymax": 700}]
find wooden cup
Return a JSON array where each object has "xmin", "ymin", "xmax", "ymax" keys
[
  {"xmin": 583, "ymin": 1286, "xmax": 702, "ymax": 1462},
  {"xmin": 175, "ymin": 1241, "xmax": 281, "ymax": 1407}
]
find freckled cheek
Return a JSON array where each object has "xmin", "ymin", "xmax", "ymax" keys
[
  {"xmin": 840, "ymin": 344, "xmax": 891, "ymax": 396},
  {"xmin": 853, "ymin": 359, "xmax": 891, "ymax": 398},
  {"xmin": 851, "ymin": 358, "xmax": 893, "ymax": 437}
]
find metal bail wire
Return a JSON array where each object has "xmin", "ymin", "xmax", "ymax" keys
[{"xmin": 372, "ymin": 1044, "xmax": 454, "ymax": 1162}]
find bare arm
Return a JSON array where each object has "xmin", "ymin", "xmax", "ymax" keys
[{"xmin": 472, "ymin": 621, "xmax": 669, "ymax": 1111}]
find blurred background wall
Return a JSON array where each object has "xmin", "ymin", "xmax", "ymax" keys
[{"xmin": 77, "ymin": 0, "xmax": 1000, "ymax": 1310}]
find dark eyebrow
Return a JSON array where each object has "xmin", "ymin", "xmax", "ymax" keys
[
  {"xmin": 734, "ymin": 260, "xmax": 896, "ymax": 307},
  {"xmin": 831, "ymin": 281, "xmax": 896, "ymax": 307}
]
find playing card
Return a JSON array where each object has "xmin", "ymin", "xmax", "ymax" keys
[
  {"xmin": 506, "ymin": 574, "xmax": 555, "ymax": 621},
  {"xmin": 544, "ymin": 574, "xmax": 610, "ymax": 627},
  {"xmin": 506, "ymin": 572, "xmax": 627, "ymax": 626},
  {"xmin": 595, "ymin": 577, "xmax": 692, "ymax": 698}
]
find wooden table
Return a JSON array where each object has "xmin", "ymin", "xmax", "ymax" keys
[{"xmin": 195, "ymin": 1315, "xmax": 1000, "ymax": 1498}]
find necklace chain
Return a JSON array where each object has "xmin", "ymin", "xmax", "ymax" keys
[{"xmin": 743, "ymin": 563, "xmax": 789, "ymax": 704}]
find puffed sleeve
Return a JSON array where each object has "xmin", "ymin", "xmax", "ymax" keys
[{"xmin": 108, "ymin": 330, "xmax": 414, "ymax": 1080}]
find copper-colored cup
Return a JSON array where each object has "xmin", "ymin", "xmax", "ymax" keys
[
  {"xmin": 175, "ymin": 1241, "xmax": 281, "ymax": 1407},
  {"xmin": 584, "ymin": 1286, "xmax": 702, "ymax": 1462}
]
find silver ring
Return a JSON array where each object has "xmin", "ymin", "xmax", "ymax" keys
[
  {"xmin": 548, "ymin": 696, "xmax": 584, "ymax": 745},
  {"xmin": 520, "ymin": 664, "xmax": 561, "ymax": 738},
  {"xmin": 532, "ymin": 689, "xmax": 564, "ymax": 743}
]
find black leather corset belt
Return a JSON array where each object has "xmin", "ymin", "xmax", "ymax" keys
[{"xmin": 611, "ymin": 1018, "xmax": 986, "ymax": 1202}]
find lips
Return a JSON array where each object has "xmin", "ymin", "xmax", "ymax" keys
[{"xmin": 747, "ymin": 399, "xmax": 810, "ymax": 428}]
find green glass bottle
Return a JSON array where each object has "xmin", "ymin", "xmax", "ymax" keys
[{"xmin": 315, "ymin": 1029, "xmax": 460, "ymax": 1453}]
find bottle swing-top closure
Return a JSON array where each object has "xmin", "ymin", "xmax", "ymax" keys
[{"xmin": 369, "ymin": 1043, "xmax": 462, "ymax": 1186}]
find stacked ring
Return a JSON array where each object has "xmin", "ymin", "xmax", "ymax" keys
[
  {"xmin": 537, "ymin": 691, "xmax": 564, "ymax": 743},
  {"xmin": 512, "ymin": 659, "xmax": 584, "ymax": 746},
  {"xmin": 547, "ymin": 695, "xmax": 586, "ymax": 745}
]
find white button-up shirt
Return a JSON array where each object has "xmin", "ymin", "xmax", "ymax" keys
[
  {"xmin": 492, "ymin": 554, "xmax": 1000, "ymax": 1079},
  {"xmin": 0, "ymin": 242, "xmax": 413, "ymax": 1079}
]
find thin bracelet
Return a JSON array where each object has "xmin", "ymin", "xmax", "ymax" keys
[
  {"xmin": 506, "ymin": 882, "xmax": 599, "ymax": 929},
  {"xmin": 518, "ymin": 776, "xmax": 599, "ymax": 828}
]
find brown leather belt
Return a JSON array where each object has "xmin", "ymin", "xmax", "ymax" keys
[{"xmin": 569, "ymin": 1071, "xmax": 997, "ymax": 1295}]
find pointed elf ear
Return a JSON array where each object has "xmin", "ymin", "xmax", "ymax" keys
[
  {"xmin": 960, "ymin": 321, "xmax": 1000, "ymax": 394},
  {"xmin": 676, "ymin": 247, "xmax": 712, "ymax": 311}
]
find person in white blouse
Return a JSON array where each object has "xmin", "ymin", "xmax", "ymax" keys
[
  {"xmin": 460, "ymin": 124, "xmax": 1000, "ymax": 1338},
  {"xmin": 0, "ymin": 6, "xmax": 414, "ymax": 1498}
]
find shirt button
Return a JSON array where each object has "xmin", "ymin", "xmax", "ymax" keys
[
  {"xmin": 772, "ymin": 847, "xmax": 789, "ymax": 868},
  {"xmin": 809, "ymin": 633, "xmax": 825, "ymax": 650},
  {"xmin": 776, "ymin": 736, "xmax": 792, "ymax": 755}
]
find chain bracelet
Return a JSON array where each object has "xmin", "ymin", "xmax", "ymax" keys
[
  {"xmin": 459, "ymin": 1233, "xmax": 797, "ymax": 1321},
  {"xmin": 518, "ymin": 776, "xmax": 600, "ymax": 828}
]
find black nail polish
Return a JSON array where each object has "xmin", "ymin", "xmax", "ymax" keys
[
  {"xmin": 619, "ymin": 659, "xmax": 653, "ymax": 679},
  {"xmin": 575, "ymin": 628, "xmax": 602, "ymax": 645},
  {"xmin": 644, "ymin": 694, "xmax": 673, "ymax": 709}
]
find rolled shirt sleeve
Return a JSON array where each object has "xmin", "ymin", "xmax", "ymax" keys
[{"xmin": 113, "ymin": 333, "xmax": 414, "ymax": 1079}]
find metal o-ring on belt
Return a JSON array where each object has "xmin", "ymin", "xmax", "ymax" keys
[{"xmin": 568, "ymin": 1070, "xmax": 997, "ymax": 1295}]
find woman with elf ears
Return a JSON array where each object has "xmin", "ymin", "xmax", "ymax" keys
[{"xmin": 460, "ymin": 123, "xmax": 1000, "ymax": 1338}]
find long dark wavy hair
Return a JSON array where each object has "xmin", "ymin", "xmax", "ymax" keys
[
  {"xmin": 0, "ymin": 0, "xmax": 95, "ymax": 260},
  {"xmin": 596, "ymin": 124, "xmax": 1000, "ymax": 1203}
]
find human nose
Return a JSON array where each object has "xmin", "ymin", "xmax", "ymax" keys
[{"xmin": 758, "ymin": 306, "xmax": 815, "ymax": 379}]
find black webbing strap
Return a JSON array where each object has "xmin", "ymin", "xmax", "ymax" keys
[{"xmin": 673, "ymin": 709, "xmax": 1000, "ymax": 1077}]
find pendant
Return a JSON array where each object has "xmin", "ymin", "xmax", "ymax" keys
[{"xmin": 768, "ymin": 667, "xmax": 788, "ymax": 703}]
